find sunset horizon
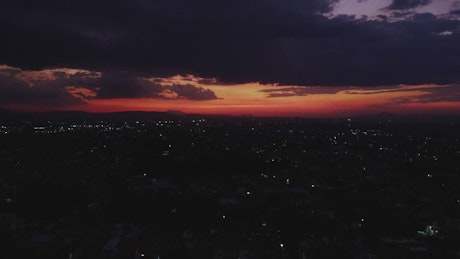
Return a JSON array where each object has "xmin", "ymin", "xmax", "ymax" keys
[
  {"xmin": 2, "ymin": 65, "xmax": 460, "ymax": 117},
  {"xmin": 2, "ymin": 0, "xmax": 460, "ymax": 118}
]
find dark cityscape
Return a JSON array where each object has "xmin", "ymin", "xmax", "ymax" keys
[{"xmin": 1, "ymin": 112, "xmax": 460, "ymax": 258}]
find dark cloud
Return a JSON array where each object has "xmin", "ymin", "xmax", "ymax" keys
[
  {"xmin": 0, "ymin": 66, "xmax": 218, "ymax": 107},
  {"xmin": 1, "ymin": 0, "xmax": 459, "ymax": 87},
  {"xmin": 385, "ymin": 0, "xmax": 432, "ymax": 10},
  {"xmin": 0, "ymin": 69, "xmax": 85, "ymax": 106},
  {"xmin": 94, "ymin": 73, "xmax": 156, "ymax": 99},
  {"xmin": 262, "ymin": 83, "xmax": 460, "ymax": 104},
  {"xmin": 342, "ymin": 83, "xmax": 460, "ymax": 103},
  {"xmin": 260, "ymin": 87, "xmax": 310, "ymax": 98},
  {"xmin": 166, "ymin": 84, "xmax": 218, "ymax": 100},
  {"xmin": 260, "ymin": 86, "xmax": 342, "ymax": 97},
  {"xmin": 94, "ymin": 73, "xmax": 218, "ymax": 100},
  {"xmin": 345, "ymin": 85, "xmax": 428, "ymax": 95},
  {"xmin": 450, "ymin": 9, "xmax": 460, "ymax": 16},
  {"xmin": 392, "ymin": 84, "xmax": 460, "ymax": 103}
]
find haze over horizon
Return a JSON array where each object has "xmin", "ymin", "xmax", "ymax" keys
[{"xmin": 1, "ymin": 0, "xmax": 460, "ymax": 116}]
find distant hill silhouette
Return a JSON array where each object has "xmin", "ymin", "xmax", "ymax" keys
[
  {"xmin": 1, "ymin": 109, "xmax": 460, "ymax": 122},
  {"xmin": 355, "ymin": 112, "xmax": 460, "ymax": 123},
  {"xmin": 0, "ymin": 110, "xmax": 181, "ymax": 121}
]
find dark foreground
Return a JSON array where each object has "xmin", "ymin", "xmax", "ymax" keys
[{"xmin": 1, "ymin": 115, "xmax": 460, "ymax": 258}]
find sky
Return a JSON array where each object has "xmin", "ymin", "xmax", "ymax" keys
[{"xmin": 1, "ymin": 0, "xmax": 460, "ymax": 117}]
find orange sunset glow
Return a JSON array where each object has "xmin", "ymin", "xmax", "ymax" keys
[
  {"xmin": 79, "ymin": 85, "xmax": 460, "ymax": 116},
  {"xmin": 1, "ymin": 65, "xmax": 459, "ymax": 117}
]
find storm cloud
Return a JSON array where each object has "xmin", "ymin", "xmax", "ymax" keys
[
  {"xmin": 386, "ymin": 0, "xmax": 433, "ymax": 10},
  {"xmin": 1, "ymin": 0, "xmax": 460, "ymax": 87}
]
